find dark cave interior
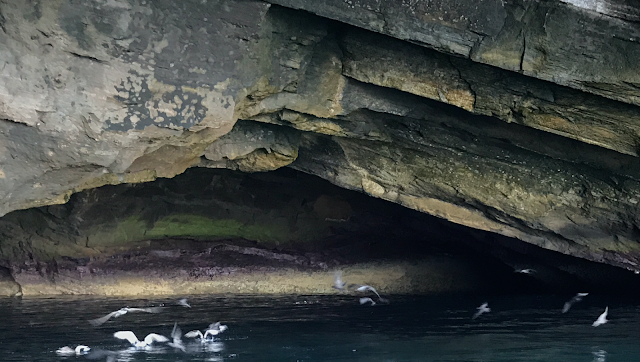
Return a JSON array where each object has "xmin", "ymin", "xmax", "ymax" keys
[{"xmin": 2, "ymin": 166, "xmax": 638, "ymax": 297}]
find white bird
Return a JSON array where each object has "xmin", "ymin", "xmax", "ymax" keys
[
  {"xmin": 333, "ymin": 271, "xmax": 347, "ymax": 290},
  {"xmin": 472, "ymin": 302, "xmax": 491, "ymax": 319},
  {"xmin": 176, "ymin": 298, "xmax": 191, "ymax": 308},
  {"xmin": 185, "ymin": 322, "xmax": 228, "ymax": 340},
  {"xmin": 168, "ymin": 322, "xmax": 186, "ymax": 352},
  {"xmin": 514, "ymin": 268, "xmax": 536, "ymax": 274},
  {"xmin": 592, "ymin": 306, "xmax": 609, "ymax": 327},
  {"xmin": 113, "ymin": 331, "xmax": 169, "ymax": 348},
  {"xmin": 355, "ymin": 285, "xmax": 380, "ymax": 297},
  {"xmin": 562, "ymin": 293, "xmax": 589, "ymax": 313},
  {"xmin": 355, "ymin": 284, "xmax": 389, "ymax": 303},
  {"xmin": 89, "ymin": 306, "xmax": 164, "ymax": 326},
  {"xmin": 56, "ymin": 345, "xmax": 90, "ymax": 356},
  {"xmin": 359, "ymin": 297, "xmax": 376, "ymax": 306}
]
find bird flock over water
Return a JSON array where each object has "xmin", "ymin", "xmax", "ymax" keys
[
  {"xmin": 56, "ymin": 298, "xmax": 228, "ymax": 361},
  {"xmin": 56, "ymin": 270, "xmax": 612, "ymax": 360},
  {"xmin": 473, "ymin": 293, "xmax": 609, "ymax": 327},
  {"xmin": 336, "ymin": 269, "xmax": 610, "ymax": 327}
]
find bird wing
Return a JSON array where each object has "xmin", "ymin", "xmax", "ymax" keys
[
  {"xmin": 359, "ymin": 297, "xmax": 375, "ymax": 305},
  {"xmin": 127, "ymin": 306, "xmax": 165, "ymax": 314},
  {"xmin": 114, "ymin": 331, "xmax": 139, "ymax": 345},
  {"xmin": 185, "ymin": 330, "xmax": 203, "ymax": 339},
  {"xmin": 367, "ymin": 286, "xmax": 381, "ymax": 298},
  {"xmin": 472, "ymin": 304, "xmax": 488, "ymax": 319},
  {"xmin": 56, "ymin": 346, "xmax": 74, "ymax": 356},
  {"xmin": 593, "ymin": 307, "xmax": 609, "ymax": 326},
  {"xmin": 171, "ymin": 322, "xmax": 182, "ymax": 343},
  {"xmin": 75, "ymin": 345, "xmax": 91, "ymax": 354},
  {"xmin": 89, "ymin": 311, "xmax": 118, "ymax": 327},
  {"xmin": 562, "ymin": 301, "xmax": 572, "ymax": 313},
  {"xmin": 144, "ymin": 333, "xmax": 169, "ymax": 344},
  {"xmin": 169, "ymin": 341, "xmax": 186, "ymax": 352},
  {"xmin": 204, "ymin": 329, "xmax": 220, "ymax": 338},
  {"xmin": 178, "ymin": 298, "xmax": 191, "ymax": 308},
  {"xmin": 208, "ymin": 322, "xmax": 221, "ymax": 330},
  {"xmin": 334, "ymin": 271, "xmax": 344, "ymax": 288}
]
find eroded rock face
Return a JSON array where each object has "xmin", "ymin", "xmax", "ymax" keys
[
  {"xmin": 2, "ymin": 167, "xmax": 636, "ymax": 296},
  {"xmin": 0, "ymin": 0, "xmax": 270, "ymax": 214},
  {"xmin": 0, "ymin": 266, "xmax": 21, "ymax": 297},
  {"xmin": 0, "ymin": 0, "xmax": 640, "ymax": 275}
]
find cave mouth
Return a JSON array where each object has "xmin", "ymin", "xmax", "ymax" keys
[{"xmin": 0, "ymin": 166, "xmax": 636, "ymax": 298}]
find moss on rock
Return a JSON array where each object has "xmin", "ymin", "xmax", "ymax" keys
[{"xmin": 147, "ymin": 215, "xmax": 293, "ymax": 244}]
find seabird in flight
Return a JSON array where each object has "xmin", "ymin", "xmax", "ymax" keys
[
  {"xmin": 562, "ymin": 293, "xmax": 589, "ymax": 313},
  {"xmin": 472, "ymin": 302, "xmax": 491, "ymax": 319},
  {"xmin": 592, "ymin": 306, "xmax": 609, "ymax": 327},
  {"xmin": 89, "ymin": 306, "xmax": 164, "ymax": 326}
]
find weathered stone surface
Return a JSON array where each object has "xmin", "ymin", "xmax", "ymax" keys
[
  {"xmin": 0, "ymin": 266, "xmax": 21, "ymax": 296},
  {"xmin": 10, "ymin": 250, "xmax": 503, "ymax": 296},
  {"xmin": 266, "ymin": 0, "xmax": 640, "ymax": 107},
  {"xmin": 0, "ymin": 0, "xmax": 270, "ymax": 215},
  {"xmin": 201, "ymin": 120, "xmax": 299, "ymax": 172},
  {"xmin": 340, "ymin": 29, "xmax": 640, "ymax": 156},
  {"xmin": 291, "ymin": 127, "xmax": 640, "ymax": 270},
  {"xmin": 0, "ymin": 0, "xmax": 640, "ymax": 279},
  {"xmin": 2, "ymin": 167, "xmax": 637, "ymax": 295}
]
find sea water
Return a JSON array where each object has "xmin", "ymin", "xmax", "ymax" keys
[{"xmin": 0, "ymin": 294, "xmax": 638, "ymax": 361}]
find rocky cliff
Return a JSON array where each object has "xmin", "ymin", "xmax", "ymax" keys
[{"xmin": 0, "ymin": 0, "xmax": 639, "ymax": 285}]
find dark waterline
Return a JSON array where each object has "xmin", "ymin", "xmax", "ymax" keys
[{"xmin": 0, "ymin": 294, "xmax": 637, "ymax": 361}]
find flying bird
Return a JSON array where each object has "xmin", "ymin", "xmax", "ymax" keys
[
  {"xmin": 89, "ymin": 306, "xmax": 164, "ymax": 326},
  {"xmin": 355, "ymin": 285, "xmax": 380, "ymax": 297},
  {"xmin": 185, "ymin": 322, "xmax": 229, "ymax": 341},
  {"xmin": 333, "ymin": 271, "xmax": 347, "ymax": 290},
  {"xmin": 168, "ymin": 322, "xmax": 186, "ymax": 352},
  {"xmin": 562, "ymin": 293, "xmax": 589, "ymax": 313},
  {"xmin": 514, "ymin": 268, "xmax": 537, "ymax": 274},
  {"xmin": 113, "ymin": 331, "xmax": 169, "ymax": 348},
  {"xmin": 472, "ymin": 302, "xmax": 491, "ymax": 319},
  {"xmin": 176, "ymin": 298, "xmax": 191, "ymax": 308},
  {"xmin": 592, "ymin": 306, "xmax": 609, "ymax": 327},
  {"xmin": 56, "ymin": 345, "xmax": 90, "ymax": 356},
  {"xmin": 359, "ymin": 297, "xmax": 376, "ymax": 306},
  {"xmin": 355, "ymin": 284, "xmax": 389, "ymax": 303}
]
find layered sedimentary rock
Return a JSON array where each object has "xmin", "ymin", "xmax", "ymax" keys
[
  {"xmin": 0, "ymin": 0, "xmax": 639, "ymax": 278},
  {"xmin": 2, "ymin": 167, "xmax": 635, "ymax": 296}
]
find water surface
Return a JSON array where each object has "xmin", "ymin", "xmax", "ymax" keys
[{"xmin": 0, "ymin": 294, "xmax": 637, "ymax": 361}]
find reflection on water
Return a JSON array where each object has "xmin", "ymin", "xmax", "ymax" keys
[
  {"xmin": 0, "ymin": 294, "xmax": 639, "ymax": 361},
  {"xmin": 89, "ymin": 341, "xmax": 225, "ymax": 362},
  {"xmin": 592, "ymin": 349, "xmax": 607, "ymax": 362}
]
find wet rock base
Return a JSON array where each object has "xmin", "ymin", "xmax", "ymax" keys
[{"xmin": 10, "ymin": 238, "xmax": 518, "ymax": 297}]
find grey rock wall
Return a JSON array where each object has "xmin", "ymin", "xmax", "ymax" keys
[{"xmin": 0, "ymin": 0, "xmax": 639, "ymax": 272}]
